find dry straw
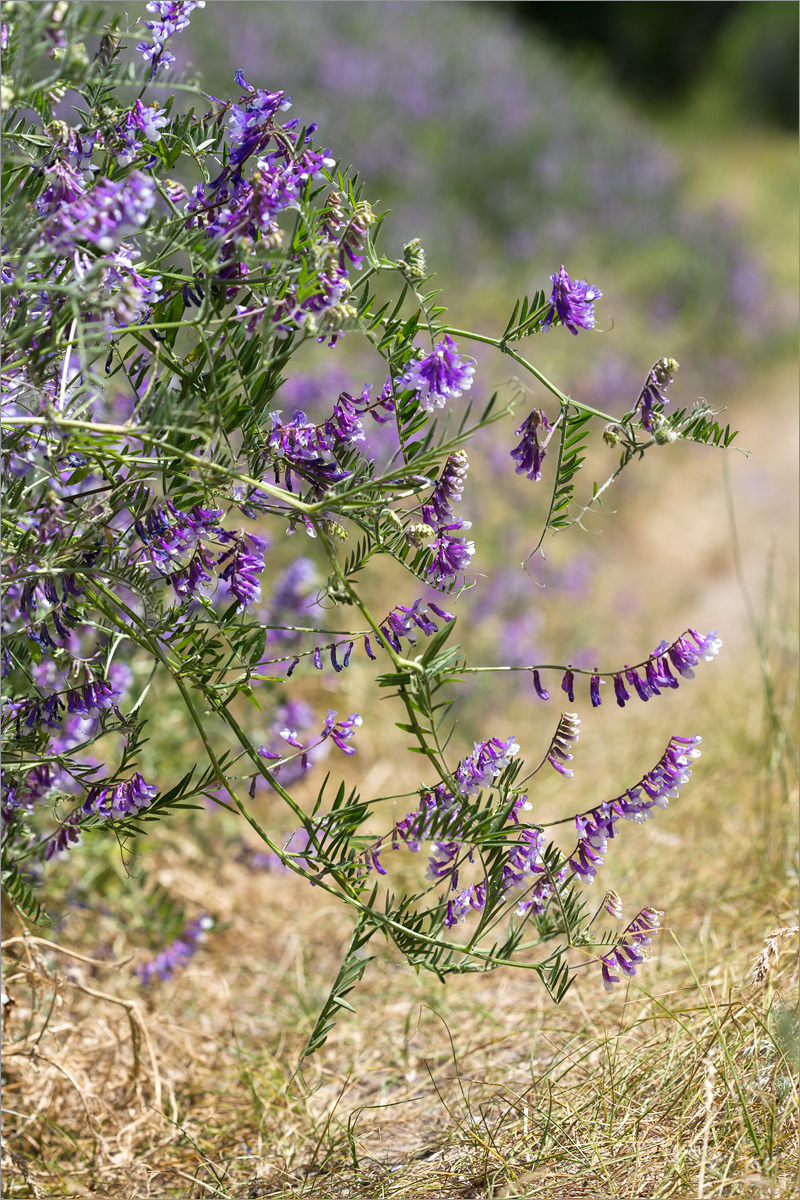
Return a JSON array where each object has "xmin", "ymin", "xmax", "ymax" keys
[{"xmin": 749, "ymin": 926, "xmax": 799, "ymax": 987}]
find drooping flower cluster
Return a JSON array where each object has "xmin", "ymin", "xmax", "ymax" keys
[
  {"xmin": 136, "ymin": 914, "xmax": 214, "ymax": 984},
  {"xmin": 532, "ymin": 629, "xmax": 723, "ymax": 709},
  {"xmin": 419, "ymin": 451, "xmax": 475, "ymax": 587},
  {"xmin": 511, "ymin": 408, "xmax": 553, "ymax": 482},
  {"xmin": 600, "ymin": 908, "xmax": 663, "ymax": 991},
  {"xmin": 542, "ymin": 265, "xmax": 602, "ymax": 335}
]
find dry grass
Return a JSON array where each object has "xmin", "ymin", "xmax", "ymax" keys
[{"xmin": 2, "ymin": 678, "xmax": 797, "ymax": 1199}]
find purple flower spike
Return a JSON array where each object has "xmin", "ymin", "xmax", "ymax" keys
[
  {"xmin": 561, "ymin": 669, "xmax": 575, "ymax": 703},
  {"xmin": 46, "ymin": 171, "xmax": 156, "ymax": 253},
  {"xmin": 590, "ymin": 674, "xmax": 605, "ymax": 707},
  {"xmin": 532, "ymin": 669, "xmax": 549, "ymax": 700},
  {"xmin": 613, "ymin": 674, "xmax": 631, "ymax": 707},
  {"xmin": 511, "ymin": 408, "xmax": 552, "ymax": 482},
  {"xmin": 427, "ymin": 451, "xmax": 469, "ymax": 522},
  {"xmin": 542, "ymin": 265, "xmax": 602, "ymax": 335},
  {"xmin": 402, "ymin": 336, "xmax": 475, "ymax": 411}
]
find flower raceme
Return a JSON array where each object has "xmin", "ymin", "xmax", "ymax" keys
[{"xmin": 527, "ymin": 630, "xmax": 723, "ymax": 708}]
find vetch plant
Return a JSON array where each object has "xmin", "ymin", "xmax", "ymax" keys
[{"xmin": 1, "ymin": 2, "xmax": 739, "ymax": 1057}]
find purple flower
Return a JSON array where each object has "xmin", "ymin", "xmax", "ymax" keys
[
  {"xmin": 324, "ymin": 389, "xmax": 366, "ymax": 445},
  {"xmin": 217, "ymin": 531, "xmax": 268, "ymax": 611},
  {"xmin": 532, "ymin": 669, "xmax": 550, "ymax": 701},
  {"xmin": 44, "ymin": 811, "xmax": 83, "ymax": 861},
  {"xmin": 426, "ymin": 840, "xmax": 461, "ymax": 882},
  {"xmin": 227, "ymin": 73, "xmax": 293, "ymax": 153},
  {"xmin": 455, "ymin": 734, "xmax": 520, "ymax": 796},
  {"xmin": 425, "ymin": 451, "xmax": 469, "ymax": 523},
  {"xmin": 402, "ymin": 336, "xmax": 475, "ymax": 411},
  {"xmin": 427, "ymin": 521, "xmax": 475, "ymax": 585},
  {"xmin": 600, "ymin": 907, "xmax": 663, "ymax": 991},
  {"xmin": 136, "ymin": 915, "xmax": 213, "ymax": 985},
  {"xmin": 444, "ymin": 879, "xmax": 487, "ymax": 926},
  {"xmin": 542, "ymin": 265, "xmax": 602, "ymax": 335},
  {"xmin": 321, "ymin": 710, "xmax": 362, "ymax": 756},
  {"xmin": 561, "ymin": 669, "xmax": 575, "ymax": 703},
  {"xmin": 256, "ymin": 700, "xmax": 328, "ymax": 786},
  {"xmin": 636, "ymin": 357, "xmax": 679, "ymax": 433},
  {"xmin": 83, "ymin": 771, "xmax": 159, "ymax": 820},
  {"xmin": 379, "ymin": 598, "xmax": 444, "ymax": 651},
  {"xmin": 116, "ymin": 101, "xmax": 169, "ymax": 165},
  {"xmin": 137, "ymin": 1, "xmax": 206, "ymax": 78},
  {"xmin": 510, "ymin": 408, "xmax": 552, "ymax": 481},
  {"xmin": 590, "ymin": 674, "xmax": 605, "ymax": 707},
  {"xmin": 45, "ymin": 172, "xmax": 156, "ymax": 253}
]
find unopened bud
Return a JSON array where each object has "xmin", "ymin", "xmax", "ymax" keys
[
  {"xmin": 652, "ymin": 357, "xmax": 679, "ymax": 387},
  {"xmin": 405, "ymin": 522, "xmax": 435, "ymax": 546},
  {"xmin": 320, "ymin": 520, "xmax": 348, "ymax": 540},
  {"xmin": 401, "ymin": 237, "xmax": 427, "ymax": 278}
]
